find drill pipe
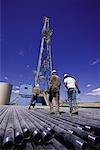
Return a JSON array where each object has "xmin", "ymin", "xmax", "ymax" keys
[
  {"xmin": 0, "ymin": 108, "xmax": 9, "ymax": 124},
  {"xmin": 0, "ymin": 106, "xmax": 100, "ymax": 150},
  {"xmin": 60, "ymin": 113, "xmax": 100, "ymax": 135},
  {"xmin": 50, "ymin": 115, "xmax": 100, "ymax": 149},
  {"xmin": 13, "ymin": 108, "xmax": 24, "ymax": 146},
  {"xmin": 35, "ymin": 109, "xmax": 100, "ymax": 148},
  {"xmin": 29, "ymin": 110, "xmax": 88, "ymax": 150},
  {"xmin": 23, "ymin": 109, "xmax": 54, "ymax": 143},
  {"xmin": 0, "ymin": 108, "xmax": 12, "ymax": 148},
  {"xmin": 40, "ymin": 111, "xmax": 100, "ymax": 148},
  {"xmin": 51, "ymin": 138, "xmax": 68, "ymax": 150},
  {"xmin": 15, "ymin": 108, "xmax": 31, "ymax": 139},
  {"xmin": 37, "ymin": 109, "xmax": 100, "ymax": 136},
  {"xmin": 18, "ymin": 110, "xmax": 42, "ymax": 143},
  {"xmin": 35, "ymin": 109, "xmax": 100, "ymax": 149},
  {"xmin": 0, "ymin": 107, "xmax": 8, "ymax": 117},
  {"xmin": 2, "ymin": 108, "xmax": 14, "ymax": 149},
  {"xmin": 30, "ymin": 114, "xmax": 54, "ymax": 140},
  {"xmin": 20, "ymin": 108, "xmax": 47, "ymax": 143},
  {"xmin": 0, "ymin": 109, "xmax": 9, "ymax": 147}
]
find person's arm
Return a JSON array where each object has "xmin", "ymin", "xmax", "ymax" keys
[
  {"xmin": 63, "ymin": 78, "xmax": 67, "ymax": 88},
  {"xmin": 48, "ymin": 77, "xmax": 53, "ymax": 93},
  {"xmin": 58, "ymin": 77, "xmax": 61, "ymax": 88},
  {"xmin": 75, "ymin": 82, "xmax": 80, "ymax": 94},
  {"xmin": 64, "ymin": 82, "xmax": 67, "ymax": 88}
]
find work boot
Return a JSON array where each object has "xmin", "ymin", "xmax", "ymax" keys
[
  {"xmin": 28, "ymin": 106, "xmax": 31, "ymax": 110},
  {"xmin": 50, "ymin": 112, "xmax": 55, "ymax": 114},
  {"xmin": 72, "ymin": 109, "xmax": 78, "ymax": 115},
  {"xmin": 31, "ymin": 100, "xmax": 36, "ymax": 108},
  {"xmin": 70, "ymin": 108, "xmax": 73, "ymax": 114},
  {"xmin": 49, "ymin": 106, "xmax": 54, "ymax": 114},
  {"xmin": 32, "ymin": 103, "xmax": 35, "ymax": 108},
  {"xmin": 55, "ymin": 111, "xmax": 60, "ymax": 116},
  {"xmin": 49, "ymin": 110, "xmax": 55, "ymax": 114}
]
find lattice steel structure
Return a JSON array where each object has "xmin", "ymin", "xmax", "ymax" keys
[{"xmin": 35, "ymin": 17, "xmax": 53, "ymax": 91}]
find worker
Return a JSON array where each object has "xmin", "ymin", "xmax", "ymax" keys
[
  {"xmin": 63, "ymin": 74, "xmax": 80, "ymax": 114},
  {"xmin": 48, "ymin": 70, "xmax": 61, "ymax": 114},
  {"xmin": 28, "ymin": 84, "xmax": 41, "ymax": 109}
]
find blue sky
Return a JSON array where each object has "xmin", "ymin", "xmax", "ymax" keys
[{"xmin": 0, "ymin": 0, "xmax": 100, "ymax": 103}]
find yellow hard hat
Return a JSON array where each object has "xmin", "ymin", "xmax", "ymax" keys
[{"xmin": 52, "ymin": 70, "xmax": 56, "ymax": 74}]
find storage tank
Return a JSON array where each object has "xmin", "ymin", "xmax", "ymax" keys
[{"xmin": 0, "ymin": 82, "xmax": 12, "ymax": 105}]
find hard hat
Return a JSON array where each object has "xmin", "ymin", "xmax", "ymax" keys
[
  {"xmin": 64, "ymin": 73, "xmax": 69, "ymax": 78},
  {"xmin": 52, "ymin": 70, "xmax": 56, "ymax": 74},
  {"xmin": 35, "ymin": 84, "xmax": 39, "ymax": 87}
]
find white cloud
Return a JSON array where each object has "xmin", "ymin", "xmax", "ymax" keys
[
  {"xmin": 18, "ymin": 50, "xmax": 25, "ymax": 57},
  {"xmin": 4, "ymin": 76, "xmax": 8, "ymax": 80},
  {"xmin": 26, "ymin": 65, "xmax": 30, "ymax": 68},
  {"xmin": 92, "ymin": 88, "xmax": 100, "ymax": 92},
  {"xmin": 86, "ymin": 84, "xmax": 91, "ymax": 87},
  {"xmin": 87, "ymin": 88, "xmax": 100, "ymax": 96},
  {"xmin": 12, "ymin": 89, "xmax": 19, "ymax": 94},
  {"xmin": 13, "ymin": 86, "xmax": 20, "ymax": 90},
  {"xmin": 90, "ymin": 59, "xmax": 100, "ymax": 66},
  {"xmin": 15, "ymin": 86, "xmax": 20, "ymax": 89}
]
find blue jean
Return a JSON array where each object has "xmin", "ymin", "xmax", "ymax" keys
[{"xmin": 67, "ymin": 88, "xmax": 78, "ymax": 112}]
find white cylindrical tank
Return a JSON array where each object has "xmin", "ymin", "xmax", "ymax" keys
[{"xmin": 0, "ymin": 82, "xmax": 12, "ymax": 105}]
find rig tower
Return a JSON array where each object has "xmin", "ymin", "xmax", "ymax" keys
[{"xmin": 35, "ymin": 17, "xmax": 53, "ymax": 91}]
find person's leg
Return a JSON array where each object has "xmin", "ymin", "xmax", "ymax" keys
[
  {"xmin": 43, "ymin": 92, "xmax": 49, "ymax": 106},
  {"xmin": 55, "ymin": 92, "xmax": 60, "ymax": 113},
  {"xmin": 29, "ymin": 95, "xmax": 36, "ymax": 109},
  {"xmin": 68, "ymin": 89, "xmax": 73, "ymax": 113},
  {"xmin": 28, "ymin": 101, "xmax": 32, "ymax": 109},
  {"xmin": 32, "ymin": 95, "xmax": 37, "ymax": 108},
  {"xmin": 49, "ymin": 101, "xmax": 53, "ymax": 112},
  {"xmin": 72, "ymin": 90, "xmax": 78, "ymax": 113},
  {"xmin": 28, "ymin": 98, "xmax": 33, "ymax": 109},
  {"xmin": 28, "ymin": 104, "xmax": 31, "ymax": 109},
  {"xmin": 48, "ymin": 94, "xmax": 53, "ymax": 113}
]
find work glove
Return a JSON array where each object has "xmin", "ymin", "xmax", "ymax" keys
[
  {"xmin": 45, "ymin": 91, "xmax": 49, "ymax": 94},
  {"xmin": 78, "ymin": 90, "xmax": 81, "ymax": 94}
]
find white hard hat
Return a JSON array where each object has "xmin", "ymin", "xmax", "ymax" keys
[
  {"xmin": 35, "ymin": 84, "xmax": 39, "ymax": 87},
  {"xmin": 64, "ymin": 73, "xmax": 69, "ymax": 78},
  {"xmin": 52, "ymin": 70, "xmax": 56, "ymax": 74}
]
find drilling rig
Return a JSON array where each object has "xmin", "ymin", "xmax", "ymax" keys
[
  {"xmin": 35, "ymin": 17, "xmax": 53, "ymax": 91},
  {"xmin": 9, "ymin": 17, "xmax": 53, "ymax": 106}
]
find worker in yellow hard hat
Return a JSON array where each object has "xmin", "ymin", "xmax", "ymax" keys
[{"xmin": 48, "ymin": 70, "xmax": 61, "ymax": 114}]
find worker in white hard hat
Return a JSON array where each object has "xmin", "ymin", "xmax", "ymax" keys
[
  {"xmin": 63, "ymin": 73, "xmax": 80, "ymax": 114},
  {"xmin": 28, "ymin": 84, "xmax": 41, "ymax": 109},
  {"xmin": 48, "ymin": 70, "xmax": 61, "ymax": 114}
]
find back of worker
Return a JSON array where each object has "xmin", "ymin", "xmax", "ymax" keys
[
  {"xmin": 48, "ymin": 70, "xmax": 61, "ymax": 114},
  {"xmin": 33, "ymin": 86, "xmax": 41, "ymax": 96},
  {"xmin": 64, "ymin": 76, "xmax": 76, "ymax": 89},
  {"xmin": 49, "ymin": 74, "xmax": 61, "ymax": 93},
  {"xmin": 64, "ymin": 74, "xmax": 80, "ymax": 114}
]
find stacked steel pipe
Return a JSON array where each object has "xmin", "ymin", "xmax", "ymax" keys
[{"xmin": 0, "ymin": 106, "xmax": 100, "ymax": 150}]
